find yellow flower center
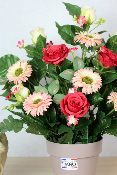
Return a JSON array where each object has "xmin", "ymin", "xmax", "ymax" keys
[
  {"xmin": 85, "ymin": 34, "xmax": 93, "ymax": 38},
  {"xmin": 33, "ymin": 99, "xmax": 42, "ymax": 104},
  {"xmin": 15, "ymin": 68, "xmax": 23, "ymax": 77},
  {"xmin": 82, "ymin": 76, "xmax": 93, "ymax": 84}
]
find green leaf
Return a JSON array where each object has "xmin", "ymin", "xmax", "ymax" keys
[
  {"xmin": 58, "ymin": 124, "xmax": 72, "ymax": 135},
  {"xmin": 92, "ymin": 59, "xmax": 98, "ymax": 67},
  {"xmin": 98, "ymin": 30, "xmax": 107, "ymax": 34},
  {"xmin": 63, "ymin": 2, "xmax": 81, "ymax": 17},
  {"xmin": 36, "ymin": 35, "xmax": 46, "ymax": 56},
  {"xmin": 73, "ymin": 57, "xmax": 84, "ymax": 71},
  {"xmin": 0, "ymin": 54, "xmax": 19, "ymax": 84},
  {"xmin": 29, "ymin": 58, "xmax": 47, "ymax": 83},
  {"xmin": 104, "ymin": 124, "xmax": 117, "ymax": 137},
  {"xmin": 58, "ymin": 132, "xmax": 73, "ymax": 144},
  {"xmin": 56, "ymin": 23, "xmax": 83, "ymax": 45},
  {"xmin": 53, "ymin": 94, "xmax": 65, "ymax": 104},
  {"xmin": 106, "ymin": 35, "xmax": 117, "ymax": 54},
  {"xmin": 91, "ymin": 111, "xmax": 111, "ymax": 142},
  {"xmin": 0, "ymin": 115, "xmax": 23, "ymax": 134},
  {"xmin": 26, "ymin": 125, "xmax": 40, "ymax": 135},
  {"xmin": 25, "ymin": 45, "xmax": 40, "ymax": 59},
  {"xmin": 0, "ymin": 77, "xmax": 7, "ymax": 85},
  {"xmin": 99, "ymin": 83, "xmax": 112, "ymax": 112},
  {"xmin": 48, "ymin": 122, "xmax": 60, "ymax": 127},
  {"xmin": 48, "ymin": 104, "xmax": 56, "ymax": 123},
  {"xmin": 102, "ymin": 72, "xmax": 117, "ymax": 85},
  {"xmin": 60, "ymin": 69, "xmax": 74, "ymax": 80},
  {"xmin": 87, "ymin": 92, "xmax": 103, "ymax": 105},
  {"xmin": 48, "ymin": 80, "xmax": 59, "ymax": 95},
  {"xmin": 75, "ymin": 118, "xmax": 92, "ymax": 131},
  {"xmin": 34, "ymin": 86, "xmax": 48, "ymax": 93},
  {"xmin": 60, "ymin": 59, "xmax": 73, "ymax": 72}
]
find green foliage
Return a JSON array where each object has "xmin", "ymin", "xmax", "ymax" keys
[
  {"xmin": 87, "ymin": 92, "xmax": 103, "ymax": 106},
  {"xmin": 58, "ymin": 132, "xmax": 73, "ymax": 144},
  {"xmin": 58, "ymin": 124, "xmax": 73, "ymax": 135},
  {"xmin": 56, "ymin": 23, "xmax": 83, "ymax": 45},
  {"xmin": 48, "ymin": 80, "xmax": 59, "ymax": 95},
  {"xmin": 98, "ymin": 30, "xmax": 107, "ymax": 34},
  {"xmin": 63, "ymin": 2, "xmax": 81, "ymax": 17},
  {"xmin": 0, "ymin": 54, "xmax": 19, "ymax": 85},
  {"xmin": 53, "ymin": 94, "xmax": 65, "ymax": 104},
  {"xmin": 28, "ymin": 58, "xmax": 47, "ymax": 84},
  {"xmin": 59, "ymin": 69, "xmax": 74, "ymax": 80},
  {"xmin": 60, "ymin": 59, "xmax": 73, "ymax": 72},
  {"xmin": 106, "ymin": 35, "xmax": 117, "ymax": 54},
  {"xmin": 0, "ymin": 115, "xmax": 23, "ymax": 134},
  {"xmin": 48, "ymin": 104, "xmax": 56, "ymax": 123},
  {"xmin": 90, "ymin": 111, "xmax": 111, "ymax": 142},
  {"xmin": 101, "ymin": 72, "xmax": 117, "ymax": 85},
  {"xmin": 73, "ymin": 57, "xmax": 84, "ymax": 71},
  {"xmin": 103, "ymin": 118, "xmax": 117, "ymax": 137},
  {"xmin": 34, "ymin": 86, "xmax": 48, "ymax": 93},
  {"xmin": 75, "ymin": 118, "xmax": 92, "ymax": 131},
  {"xmin": 25, "ymin": 45, "xmax": 40, "ymax": 59},
  {"xmin": 36, "ymin": 35, "xmax": 46, "ymax": 56}
]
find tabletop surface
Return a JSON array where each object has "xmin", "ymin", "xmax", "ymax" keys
[{"xmin": 3, "ymin": 157, "xmax": 117, "ymax": 175}]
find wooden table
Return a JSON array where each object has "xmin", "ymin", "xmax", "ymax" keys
[{"xmin": 3, "ymin": 157, "xmax": 117, "ymax": 175}]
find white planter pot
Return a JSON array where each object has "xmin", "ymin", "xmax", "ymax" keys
[{"xmin": 46, "ymin": 139, "xmax": 102, "ymax": 175}]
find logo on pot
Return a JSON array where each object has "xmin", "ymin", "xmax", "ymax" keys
[{"xmin": 60, "ymin": 158, "xmax": 78, "ymax": 170}]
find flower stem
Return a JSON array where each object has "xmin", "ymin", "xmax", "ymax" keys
[
  {"xmin": 89, "ymin": 24, "xmax": 99, "ymax": 33},
  {"xmin": 27, "ymin": 80, "xmax": 35, "ymax": 87},
  {"xmin": 106, "ymin": 108, "xmax": 115, "ymax": 117}
]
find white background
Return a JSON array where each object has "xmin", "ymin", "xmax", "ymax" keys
[{"xmin": 0, "ymin": 0, "xmax": 117, "ymax": 157}]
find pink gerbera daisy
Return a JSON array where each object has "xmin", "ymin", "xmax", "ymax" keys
[
  {"xmin": 107, "ymin": 92, "xmax": 117, "ymax": 111},
  {"xmin": 72, "ymin": 68, "xmax": 102, "ymax": 94},
  {"xmin": 23, "ymin": 92, "xmax": 53, "ymax": 117},
  {"xmin": 74, "ymin": 31, "xmax": 102, "ymax": 47},
  {"xmin": 6, "ymin": 60, "xmax": 32, "ymax": 84}
]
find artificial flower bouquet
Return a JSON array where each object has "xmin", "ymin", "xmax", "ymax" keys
[{"xmin": 0, "ymin": 2, "xmax": 117, "ymax": 144}]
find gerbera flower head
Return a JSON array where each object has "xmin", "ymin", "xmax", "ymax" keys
[
  {"xmin": 107, "ymin": 92, "xmax": 117, "ymax": 111},
  {"xmin": 6, "ymin": 60, "xmax": 32, "ymax": 84},
  {"xmin": 74, "ymin": 31, "xmax": 102, "ymax": 47},
  {"xmin": 66, "ymin": 115, "xmax": 79, "ymax": 126},
  {"xmin": 72, "ymin": 68, "xmax": 102, "ymax": 94},
  {"xmin": 23, "ymin": 92, "xmax": 53, "ymax": 117}
]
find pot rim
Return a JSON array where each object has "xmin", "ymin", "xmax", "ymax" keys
[{"xmin": 46, "ymin": 138, "xmax": 103, "ymax": 158}]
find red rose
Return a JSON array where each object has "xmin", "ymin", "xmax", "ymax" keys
[
  {"xmin": 60, "ymin": 92, "xmax": 90, "ymax": 119},
  {"xmin": 42, "ymin": 44, "xmax": 68, "ymax": 65},
  {"xmin": 98, "ymin": 45, "xmax": 117, "ymax": 68}
]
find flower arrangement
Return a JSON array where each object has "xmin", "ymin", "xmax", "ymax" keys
[{"xmin": 0, "ymin": 2, "xmax": 117, "ymax": 144}]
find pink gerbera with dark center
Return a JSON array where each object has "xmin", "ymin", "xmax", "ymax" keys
[
  {"xmin": 72, "ymin": 68, "xmax": 102, "ymax": 94},
  {"xmin": 23, "ymin": 92, "xmax": 53, "ymax": 117},
  {"xmin": 6, "ymin": 60, "xmax": 32, "ymax": 84}
]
